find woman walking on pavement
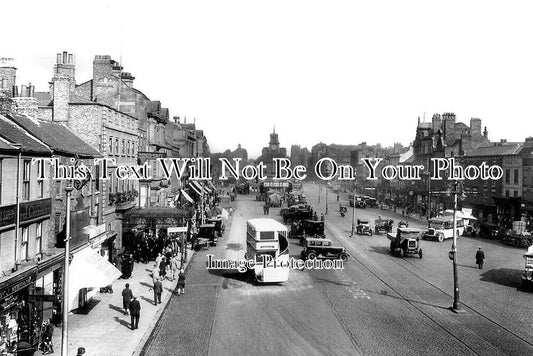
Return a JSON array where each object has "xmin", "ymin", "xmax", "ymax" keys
[{"xmin": 176, "ymin": 269, "xmax": 186, "ymax": 295}]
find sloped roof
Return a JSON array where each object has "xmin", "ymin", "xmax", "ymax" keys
[
  {"xmin": 467, "ymin": 144, "xmax": 522, "ymax": 157},
  {"xmin": 34, "ymin": 91, "xmax": 52, "ymax": 106},
  {"xmin": 0, "ymin": 114, "xmax": 51, "ymax": 154},
  {"xmin": 5, "ymin": 113, "xmax": 100, "ymax": 157}
]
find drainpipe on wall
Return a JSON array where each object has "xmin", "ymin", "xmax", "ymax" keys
[{"xmin": 13, "ymin": 144, "xmax": 22, "ymax": 271}]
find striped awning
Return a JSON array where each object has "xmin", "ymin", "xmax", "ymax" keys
[
  {"xmin": 189, "ymin": 180, "xmax": 203, "ymax": 195},
  {"xmin": 174, "ymin": 189, "xmax": 194, "ymax": 204}
]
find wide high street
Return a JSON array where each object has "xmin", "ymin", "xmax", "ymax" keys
[{"xmin": 141, "ymin": 183, "xmax": 533, "ymax": 356}]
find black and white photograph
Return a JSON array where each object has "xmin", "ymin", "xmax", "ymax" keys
[{"xmin": 1, "ymin": 1, "xmax": 533, "ymax": 355}]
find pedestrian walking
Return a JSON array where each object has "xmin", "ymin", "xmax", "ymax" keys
[
  {"xmin": 153, "ymin": 278, "xmax": 163, "ymax": 305},
  {"xmin": 170, "ymin": 254, "xmax": 179, "ymax": 281},
  {"xmin": 129, "ymin": 297, "xmax": 141, "ymax": 330},
  {"xmin": 121, "ymin": 283, "xmax": 134, "ymax": 315},
  {"xmin": 151, "ymin": 263, "xmax": 160, "ymax": 283},
  {"xmin": 176, "ymin": 269, "xmax": 186, "ymax": 295},
  {"xmin": 475, "ymin": 247, "xmax": 485, "ymax": 269},
  {"xmin": 159, "ymin": 255, "xmax": 167, "ymax": 279},
  {"xmin": 320, "ymin": 213, "xmax": 324, "ymax": 221},
  {"xmin": 155, "ymin": 253, "xmax": 163, "ymax": 268}
]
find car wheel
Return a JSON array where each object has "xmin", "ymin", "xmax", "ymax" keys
[
  {"xmin": 438, "ymin": 233, "xmax": 444, "ymax": 242},
  {"xmin": 419, "ymin": 249, "xmax": 423, "ymax": 259},
  {"xmin": 390, "ymin": 241, "xmax": 395, "ymax": 252},
  {"xmin": 339, "ymin": 253, "xmax": 348, "ymax": 262},
  {"xmin": 307, "ymin": 251, "xmax": 317, "ymax": 260},
  {"xmin": 422, "ymin": 235, "xmax": 426, "ymax": 240}
]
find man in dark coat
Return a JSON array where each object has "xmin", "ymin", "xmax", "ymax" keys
[
  {"xmin": 475, "ymin": 247, "xmax": 485, "ymax": 269},
  {"xmin": 153, "ymin": 278, "xmax": 163, "ymax": 305},
  {"xmin": 129, "ymin": 297, "xmax": 141, "ymax": 330},
  {"xmin": 121, "ymin": 283, "xmax": 134, "ymax": 315}
]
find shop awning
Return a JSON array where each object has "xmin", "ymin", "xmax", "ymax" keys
[
  {"xmin": 176, "ymin": 189, "xmax": 194, "ymax": 204},
  {"xmin": 189, "ymin": 180, "xmax": 203, "ymax": 195},
  {"xmin": 67, "ymin": 247, "xmax": 122, "ymax": 311}
]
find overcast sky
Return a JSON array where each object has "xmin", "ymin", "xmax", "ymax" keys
[{"xmin": 3, "ymin": 0, "xmax": 532, "ymax": 158}]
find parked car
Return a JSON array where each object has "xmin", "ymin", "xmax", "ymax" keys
[
  {"xmin": 300, "ymin": 237, "xmax": 349, "ymax": 261},
  {"xmin": 522, "ymin": 246, "xmax": 533, "ymax": 290},
  {"xmin": 479, "ymin": 222, "xmax": 501, "ymax": 240}
]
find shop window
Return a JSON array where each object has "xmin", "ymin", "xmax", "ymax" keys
[
  {"xmin": 21, "ymin": 226, "xmax": 29, "ymax": 261},
  {"xmin": 23, "ymin": 160, "xmax": 31, "ymax": 200},
  {"xmin": 35, "ymin": 222, "xmax": 43, "ymax": 256}
]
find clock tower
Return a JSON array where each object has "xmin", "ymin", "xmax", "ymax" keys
[{"xmin": 269, "ymin": 126, "xmax": 280, "ymax": 152}]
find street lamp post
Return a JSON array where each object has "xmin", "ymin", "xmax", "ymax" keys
[
  {"xmin": 325, "ymin": 182, "xmax": 329, "ymax": 215},
  {"xmin": 61, "ymin": 184, "xmax": 74, "ymax": 356},
  {"xmin": 350, "ymin": 188, "xmax": 356, "ymax": 236},
  {"xmin": 450, "ymin": 181, "xmax": 465, "ymax": 313}
]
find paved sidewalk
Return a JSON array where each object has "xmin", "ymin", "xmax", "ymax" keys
[{"xmin": 47, "ymin": 248, "xmax": 193, "ymax": 356}]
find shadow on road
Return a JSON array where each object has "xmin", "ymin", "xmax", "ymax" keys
[
  {"xmin": 457, "ymin": 264, "xmax": 478, "ymax": 269},
  {"xmin": 225, "ymin": 242, "xmax": 243, "ymax": 250},
  {"xmin": 108, "ymin": 303, "xmax": 125, "ymax": 314},
  {"xmin": 113, "ymin": 316, "xmax": 131, "ymax": 329},
  {"xmin": 363, "ymin": 288, "xmax": 451, "ymax": 310},
  {"xmin": 367, "ymin": 245, "xmax": 392, "ymax": 256},
  {"xmin": 207, "ymin": 266, "xmax": 255, "ymax": 286},
  {"xmin": 72, "ymin": 299, "xmax": 100, "ymax": 315},
  {"xmin": 479, "ymin": 268, "xmax": 522, "ymax": 288}
]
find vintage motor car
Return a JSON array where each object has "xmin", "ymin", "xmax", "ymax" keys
[
  {"xmin": 300, "ymin": 237, "xmax": 349, "ymax": 261},
  {"xmin": 206, "ymin": 217, "xmax": 225, "ymax": 237},
  {"xmin": 522, "ymin": 246, "xmax": 533, "ymax": 290},
  {"xmin": 356, "ymin": 219, "xmax": 373, "ymax": 236},
  {"xmin": 193, "ymin": 223, "xmax": 217, "ymax": 250},
  {"xmin": 349, "ymin": 194, "xmax": 367, "ymax": 208},
  {"xmin": 339, "ymin": 204, "xmax": 347, "ymax": 217},
  {"xmin": 296, "ymin": 220, "xmax": 326, "ymax": 245},
  {"xmin": 282, "ymin": 204, "xmax": 313, "ymax": 224},
  {"xmin": 478, "ymin": 222, "xmax": 501, "ymax": 240},
  {"xmin": 374, "ymin": 218, "xmax": 394, "ymax": 235},
  {"xmin": 387, "ymin": 228, "xmax": 423, "ymax": 258}
]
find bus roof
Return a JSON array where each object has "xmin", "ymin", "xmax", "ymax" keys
[{"xmin": 247, "ymin": 218, "xmax": 288, "ymax": 232}]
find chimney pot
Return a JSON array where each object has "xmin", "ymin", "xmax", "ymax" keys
[
  {"xmin": 68, "ymin": 54, "xmax": 73, "ymax": 64},
  {"xmin": 63, "ymin": 51, "xmax": 68, "ymax": 64},
  {"xmin": 56, "ymin": 53, "xmax": 62, "ymax": 64}
]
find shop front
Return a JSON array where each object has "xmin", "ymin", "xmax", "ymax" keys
[{"xmin": 0, "ymin": 267, "xmax": 38, "ymax": 356}]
